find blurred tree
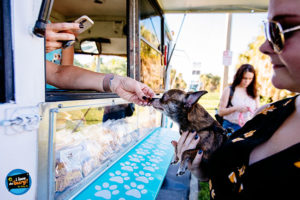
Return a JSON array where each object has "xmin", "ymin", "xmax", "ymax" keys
[
  {"xmin": 169, "ymin": 68, "xmax": 176, "ymax": 87},
  {"xmin": 100, "ymin": 57, "xmax": 127, "ymax": 76},
  {"xmin": 200, "ymin": 73, "xmax": 221, "ymax": 92},
  {"xmin": 169, "ymin": 68, "xmax": 187, "ymax": 90},
  {"xmin": 236, "ymin": 33, "xmax": 294, "ymax": 102}
]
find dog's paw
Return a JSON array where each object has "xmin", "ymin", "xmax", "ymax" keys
[
  {"xmin": 170, "ymin": 161, "xmax": 178, "ymax": 165},
  {"xmin": 171, "ymin": 140, "xmax": 177, "ymax": 147},
  {"xmin": 170, "ymin": 156, "xmax": 179, "ymax": 165}
]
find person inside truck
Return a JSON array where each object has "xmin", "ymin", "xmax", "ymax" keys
[
  {"xmin": 45, "ymin": 22, "xmax": 154, "ymax": 106},
  {"xmin": 174, "ymin": 0, "xmax": 300, "ymax": 199}
]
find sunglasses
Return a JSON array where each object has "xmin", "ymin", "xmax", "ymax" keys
[{"xmin": 263, "ymin": 20, "xmax": 300, "ymax": 53}]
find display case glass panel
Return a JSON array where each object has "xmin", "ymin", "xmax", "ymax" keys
[{"xmin": 52, "ymin": 103, "xmax": 161, "ymax": 198}]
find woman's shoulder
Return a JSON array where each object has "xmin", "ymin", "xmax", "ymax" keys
[{"xmin": 254, "ymin": 95, "xmax": 298, "ymax": 116}]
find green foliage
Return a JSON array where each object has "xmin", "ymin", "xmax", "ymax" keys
[
  {"xmin": 199, "ymin": 182, "xmax": 210, "ymax": 200},
  {"xmin": 236, "ymin": 33, "xmax": 294, "ymax": 102},
  {"xmin": 200, "ymin": 73, "xmax": 221, "ymax": 93},
  {"xmin": 170, "ymin": 69, "xmax": 187, "ymax": 90},
  {"xmin": 100, "ymin": 58, "xmax": 127, "ymax": 76},
  {"xmin": 74, "ymin": 58, "xmax": 88, "ymax": 68},
  {"xmin": 198, "ymin": 92, "xmax": 220, "ymax": 119},
  {"xmin": 74, "ymin": 56, "xmax": 127, "ymax": 76}
]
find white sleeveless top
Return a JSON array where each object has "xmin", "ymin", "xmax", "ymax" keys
[{"xmin": 223, "ymin": 87, "xmax": 257, "ymax": 125}]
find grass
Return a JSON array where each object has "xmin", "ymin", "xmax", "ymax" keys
[
  {"xmin": 198, "ymin": 182, "xmax": 210, "ymax": 200},
  {"xmin": 196, "ymin": 92, "xmax": 220, "ymax": 200},
  {"xmin": 198, "ymin": 92, "xmax": 220, "ymax": 118}
]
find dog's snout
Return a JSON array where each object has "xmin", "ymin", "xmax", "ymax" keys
[
  {"xmin": 143, "ymin": 97, "xmax": 159, "ymax": 104},
  {"xmin": 149, "ymin": 98, "xmax": 158, "ymax": 102}
]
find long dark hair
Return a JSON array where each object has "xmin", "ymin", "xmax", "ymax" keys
[{"xmin": 231, "ymin": 64, "xmax": 257, "ymax": 98}]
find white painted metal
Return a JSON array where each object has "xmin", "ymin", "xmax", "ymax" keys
[{"xmin": 0, "ymin": 0, "xmax": 44, "ymax": 199}]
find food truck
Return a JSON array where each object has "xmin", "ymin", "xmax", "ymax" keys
[{"xmin": 0, "ymin": 0, "xmax": 268, "ymax": 199}]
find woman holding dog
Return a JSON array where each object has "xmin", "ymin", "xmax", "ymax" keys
[
  {"xmin": 218, "ymin": 64, "xmax": 260, "ymax": 132},
  {"xmin": 176, "ymin": 0, "xmax": 300, "ymax": 199}
]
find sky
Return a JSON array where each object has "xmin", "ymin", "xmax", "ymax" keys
[{"xmin": 165, "ymin": 12, "xmax": 267, "ymax": 81}]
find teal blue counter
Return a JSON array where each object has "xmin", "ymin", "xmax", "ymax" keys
[{"xmin": 73, "ymin": 128, "xmax": 179, "ymax": 200}]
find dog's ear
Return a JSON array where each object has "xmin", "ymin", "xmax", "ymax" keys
[{"xmin": 184, "ymin": 90, "xmax": 208, "ymax": 108}]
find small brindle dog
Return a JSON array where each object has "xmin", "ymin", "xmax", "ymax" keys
[{"xmin": 149, "ymin": 89, "xmax": 227, "ymax": 176}]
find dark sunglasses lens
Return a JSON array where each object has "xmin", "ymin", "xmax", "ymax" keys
[{"xmin": 269, "ymin": 22, "xmax": 284, "ymax": 51}]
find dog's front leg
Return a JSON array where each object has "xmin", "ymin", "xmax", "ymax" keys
[{"xmin": 171, "ymin": 140, "xmax": 179, "ymax": 164}]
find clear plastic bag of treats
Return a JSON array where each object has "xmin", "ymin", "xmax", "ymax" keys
[
  {"xmin": 81, "ymin": 140, "xmax": 103, "ymax": 177},
  {"xmin": 55, "ymin": 144, "xmax": 84, "ymax": 192}
]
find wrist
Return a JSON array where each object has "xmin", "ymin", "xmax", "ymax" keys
[{"xmin": 102, "ymin": 73, "xmax": 114, "ymax": 92}]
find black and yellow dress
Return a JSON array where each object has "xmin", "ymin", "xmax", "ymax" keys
[{"xmin": 207, "ymin": 95, "xmax": 300, "ymax": 200}]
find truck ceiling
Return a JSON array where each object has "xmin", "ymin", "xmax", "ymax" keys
[{"xmin": 157, "ymin": 0, "xmax": 268, "ymax": 13}]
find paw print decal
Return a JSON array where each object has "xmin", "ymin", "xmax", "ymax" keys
[
  {"xmin": 153, "ymin": 149, "xmax": 166, "ymax": 156},
  {"xmin": 141, "ymin": 162, "xmax": 159, "ymax": 172},
  {"xmin": 109, "ymin": 170, "xmax": 130, "ymax": 184},
  {"xmin": 124, "ymin": 182, "xmax": 147, "ymax": 198},
  {"xmin": 157, "ymin": 144, "xmax": 169, "ymax": 150},
  {"xmin": 141, "ymin": 143, "xmax": 155, "ymax": 149},
  {"xmin": 135, "ymin": 148, "xmax": 150, "ymax": 155},
  {"xmin": 120, "ymin": 161, "xmax": 138, "ymax": 172},
  {"xmin": 94, "ymin": 182, "xmax": 119, "ymax": 199},
  {"xmin": 147, "ymin": 155, "xmax": 163, "ymax": 163},
  {"xmin": 129, "ymin": 154, "xmax": 145, "ymax": 163},
  {"xmin": 134, "ymin": 171, "xmax": 154, "ymax": 183}
]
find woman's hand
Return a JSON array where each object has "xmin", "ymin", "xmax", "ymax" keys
[
  {"xmin": 234, "ymin": 105, "xmax": 249, "ymax": 113},
  {"xmin": 173, "ymin": 131, "xmax": 207, "ymax": 180},
  {"xmin": 110, "ymin": 75, "xmax": 155, "ymax": 106},
  {"xmin": 45, "ymin": 23, "xmax": 80, "ymax": 53}
]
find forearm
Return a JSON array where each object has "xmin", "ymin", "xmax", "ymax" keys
[
  {"xmin": 219, "ymin": 106, "xmax": 236, "ymax": 116},
  {"xmin": 61, "ymin": 46, "xmax": 74, "ymax": 65},
  {"xmin": 47, "ymin": 63, "xmax": 105, "ymax": 91}
]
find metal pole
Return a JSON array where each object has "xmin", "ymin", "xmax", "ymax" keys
[
  {"xmin": 222, "ymin": 13, "xmax": 232, "ymax": 92},
  {"xmin": 166, "ymin": 13, "xmax": 186, "ymax": 72}
]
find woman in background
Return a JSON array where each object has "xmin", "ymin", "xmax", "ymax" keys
[{"xmin": 218, "ymin": 64, "xmax": 259, "ymax": 132}]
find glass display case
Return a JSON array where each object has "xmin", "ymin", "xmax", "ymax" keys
[{"xmin": 38, "ymin": 99, "xmax": 162, "ymax": 199}]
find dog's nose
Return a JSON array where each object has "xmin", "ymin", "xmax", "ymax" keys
[
  {"xmin": 176, "ymin": 171, "xmax": 185, "ymax": 176},
  {"xmin": 149, "ymin": 97, "xmax": 159, "ymax": 102}
]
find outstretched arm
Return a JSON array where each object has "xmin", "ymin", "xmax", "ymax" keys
[{"xmin": 46, "ymin": 61, "xmax": 155, "ymax": 105}]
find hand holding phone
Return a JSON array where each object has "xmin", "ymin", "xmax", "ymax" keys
[
  {"xmin": 61, "ymin": 15, "xmax": 94, "ymax": 48},
  {"xmin": 74, "ymin": 15, "xmax": 94, "ymax": 35}
]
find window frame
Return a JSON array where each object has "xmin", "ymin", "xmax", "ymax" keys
[{"xmin": 45, "ymin": 0, "xmax": 129, "ymax": 102}]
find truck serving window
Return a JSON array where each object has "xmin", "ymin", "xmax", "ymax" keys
[
  {"xmin": 45, "ymin": 0, "xmax": 127, "ymax": 101},
  {"xmin": 0, "ymin": 0, "xmax": 14, "ymax": 103}
]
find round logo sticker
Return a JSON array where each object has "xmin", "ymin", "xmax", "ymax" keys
[{"xmin": 5, "ymin": 169, "xmax": 31, "ymax": 195}]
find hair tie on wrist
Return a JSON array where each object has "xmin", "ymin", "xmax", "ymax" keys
[{"xmin": 103, "ymin": 73, "xmax": 114, "ymax": 92}]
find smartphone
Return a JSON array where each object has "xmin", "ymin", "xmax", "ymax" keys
[
  {"xmin": 74, "ymin": 15, "xmax": 94, "ymax": 34},
  {"xmin": 61, "ymin": 15, "xmax": 94, "ymax": 48}
]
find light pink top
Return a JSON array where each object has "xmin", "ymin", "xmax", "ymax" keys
[{"xmin": 223, "ymin": 87, "xmax": 257, "ymax": 125}]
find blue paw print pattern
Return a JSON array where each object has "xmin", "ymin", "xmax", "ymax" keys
[{"xmin": 74, "ymin": 128, "xmax": 179, "ymax": 200}]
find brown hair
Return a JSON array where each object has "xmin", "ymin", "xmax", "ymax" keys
[{"xmin": 231, "ymin": 64, "xmax": 257, "ymax": 98}]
